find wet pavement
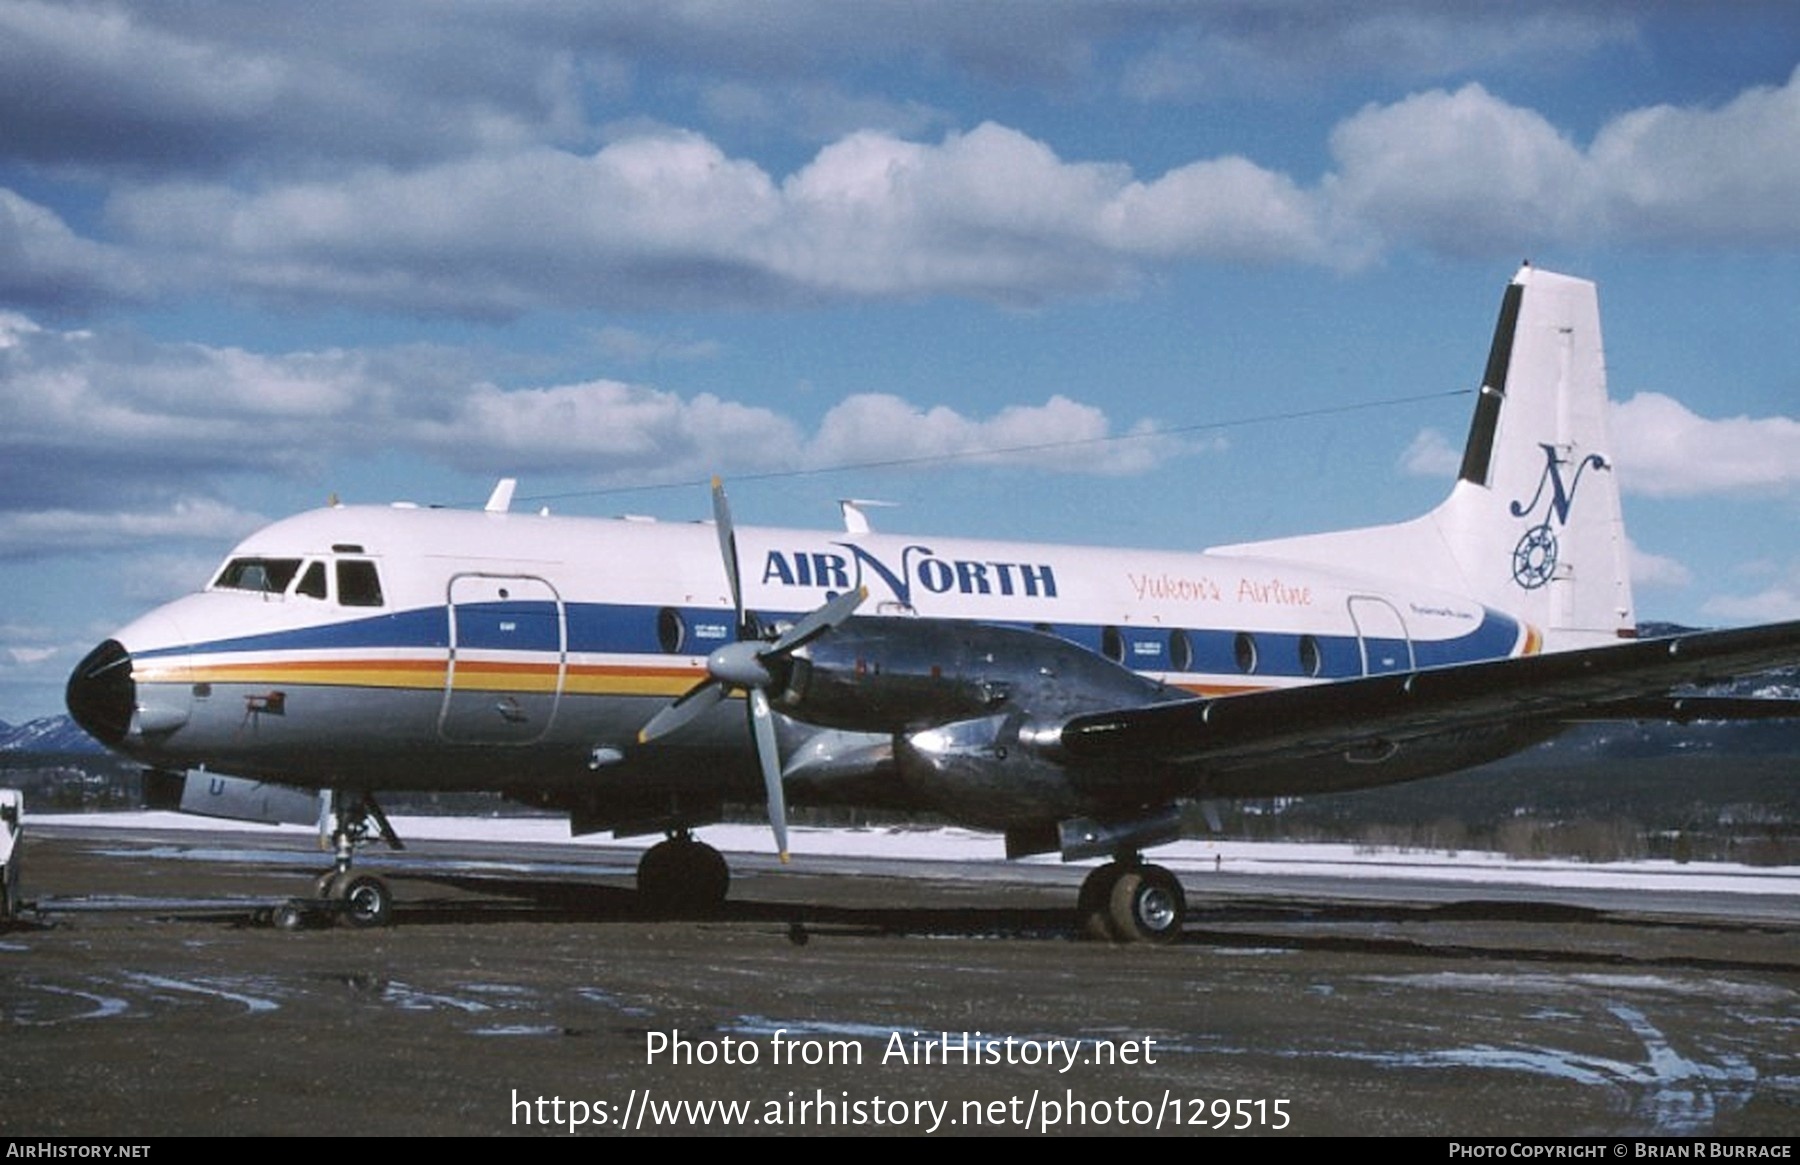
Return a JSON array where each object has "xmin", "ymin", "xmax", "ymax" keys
[{"xmin": 3, "ymin": 826, "xmax": 1797, "ymax": 1137}]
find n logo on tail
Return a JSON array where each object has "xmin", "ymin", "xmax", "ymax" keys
[{"xmin": 1508, "ymin": 443, "xmax": 1611, "ymax": 590}]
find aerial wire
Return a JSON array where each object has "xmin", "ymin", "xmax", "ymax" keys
[{"xmin": 482, "ymin": 386, "xmax": 1473, "ymax": 508}]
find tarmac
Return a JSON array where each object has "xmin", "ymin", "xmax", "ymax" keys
[{"xmin": 2, "ymin": 822, "xmax": 1797, "ymax": 1137}]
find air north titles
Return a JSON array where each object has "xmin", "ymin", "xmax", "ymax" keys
[{"xmin": 763, "ymin": 543, "xmax": 1058, "ymax": 605}]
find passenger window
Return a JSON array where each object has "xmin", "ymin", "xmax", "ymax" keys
[
  {"xmin": 337, "ymin": 560, "xmax": 384, "ymax": 607},
  {"xmin": 657, "ymin": 607, "xmax": 686, "ymax": 653},
  {"xmin": 1169, "ymin": 629, "xmax": 1193, "ymax": 672},
  {"xmin": 213, "ymin": 557, "xmax": 302, "ymax": 594},
  {"xmin": 1299, "ymin": 634, "xmax": 1323, "ymax": 678},
  {"xmin": 1234, "ymin": 631, "xmax": 1259, "ymax": 674},
  {"xmin": 295, "ymin": 561, "xmax": 328, "ymax": 600}
]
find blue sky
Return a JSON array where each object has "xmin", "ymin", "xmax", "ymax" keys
[{"xmin": 1, "ymin": 2, "xmax": 1796, "ymax": 723}]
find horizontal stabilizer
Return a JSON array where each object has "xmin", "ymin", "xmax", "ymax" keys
[
  {"xmin": 1569, "ymin": 695, "xmax": 1800, "ymax": 723},
  {"xmin": 1058, "ymin": 621, "xmax": 1800, "ymax": 767}
]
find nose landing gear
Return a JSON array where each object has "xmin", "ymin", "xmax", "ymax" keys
[{"xmin": 270, "ymin": 791, "xmax": 402, "ymax": 930}]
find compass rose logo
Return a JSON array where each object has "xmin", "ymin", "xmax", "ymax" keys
[
  {"xmin": 1511, "ymin": 524, "xmax": 1558, "ymax": 589},
  {"xmin": 1508, "ymin": 444, "xmax": 1609, "ymax": 591}
]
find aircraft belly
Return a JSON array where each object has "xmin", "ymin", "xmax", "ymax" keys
[{"xmin": 123, "ymin": 681, "xmax": 755, "ymax": 794}]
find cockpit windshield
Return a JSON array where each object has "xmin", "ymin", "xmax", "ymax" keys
[
  {"xmin": 212, "ymin": 557, "xmax": 303, "ymax": 594},
  {"xmin": 209, "ymin": 555, "xmax": 384, "ymax": 606}
]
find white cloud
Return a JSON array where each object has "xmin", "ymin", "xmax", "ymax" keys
[
  {"xmin": 593, "ymin": 326, "xmax": 720, "ymax": 365},
  {"xmin": 1610, "ymin": 392, "xmax": 1800, "ymax": 498},
  {"xmin": 1405, "ymin": 395, "xmax": 1799, "ymax": 497},
  {"xmin": 1121, "ymin": 9, "xmax": 1633, "ymax": 102},
  {"xmin": 1324, "ymin": 69, "xmax": 1800, "ymax": 256},
  {"xmin": 106, "ymin": 123, "xmax": 1331, "ymax": 314},
  {"xmin": 1699, "ymin": 559, "xmax": 1800, "ymax": 624},
  {"xmin": 0, "ymin": 498, "xmax": 265, "ymax": 560},
  {"xmin": 1326, "ymin": 84, "xmax": 1597, "ymax": 256},
  {"xmin": 410, "ymin": 379, "xmax": 807, "ymax": 481},
  {"xmin": 0, "ymin": 1, "xmax": 594, "ymax": 172},
  {"xmin": 1103, "ymin": 155, "xmax": 1327, "ymax": 264},
  {"xmin": 3, "ymin": 8, "xmax": 1797, "ymax": 317},
  {"xmin": 805, "ymin": 393, "xmax": 1175, "ymax": 476},
  {"xmin": 0, "ymin": 189, "xmax": 147, "ymax": 309},
  {"xmin": 700, "ymin": 80, "xmax": 949, "ymax": 145},
  {"xmin": 0, "ymin": 316, "xmax": 1182, "ymax": 558},
  {"xmin": 1628, "ymin": 541, "xmax": 1693, "ymax": 590},
  {"xmin": 0, "ymin": 321, "xmax": 392, "ymax": 502},
  {"xmin": 1591, "ymin": 68, "xmax": 1800, "ymax": 245},
  {"xmin": 1403, "ymin": 407, "xmax": 1788, "ymax": 598},
  {"xmin": 0, "ymin": 64, "xmax": 1780, "ymax": 315},
  {"xmin": 1701, "ymin": 585, "xmax": 1800, "ymax": 624},
  {"xmin": 1398, "ymin": 427, "xmax": 1462, "ymax": 477}
]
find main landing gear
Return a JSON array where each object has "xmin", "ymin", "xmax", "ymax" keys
[
  {"xmin": 271, "ymin": 791, "xmax": 402, "ymax": 931},
  {"xmin": 636, "ymin": 830, "xmax": 730, "ymax": 917},
  {"xmin": 1078, "ymin": 856, "xmax": 1187, "ymax": 945}
]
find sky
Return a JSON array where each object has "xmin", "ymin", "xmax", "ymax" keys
[{"xmin": 1, "ymin": 1, "xmax": 1797, "ymax": 724}]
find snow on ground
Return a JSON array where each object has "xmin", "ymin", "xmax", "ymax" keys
[{"xmin": 22, "ymin": 810, "xmax": 1799, "ymax": 896}]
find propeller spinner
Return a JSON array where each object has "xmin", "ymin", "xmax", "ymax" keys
[{"xmin": 637, "ymin": 478, "xmax": 866, "ymax": 861}]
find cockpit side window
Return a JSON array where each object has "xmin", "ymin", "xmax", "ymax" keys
[
  {"xmin": 294, "ymin": 561, "xmax": 328, "ymax": 600},
  {"xmin": 337, "ymin": 560, "xmax": 384, "ymax": 607},
  {"xmin": 213, "ymin": 557, "xmax": 303, "ymax": 594}
]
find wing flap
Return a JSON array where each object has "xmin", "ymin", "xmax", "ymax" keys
[{"xmin": 1058, "ymin": 621, "xmax": 1800, "ymax": 767}]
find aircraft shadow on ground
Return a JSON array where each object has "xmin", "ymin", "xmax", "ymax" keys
[{"xmin": 173, "ymin": 867, "xmax": 1794, "ymax": 974}]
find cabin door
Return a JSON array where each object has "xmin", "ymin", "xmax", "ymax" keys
[
  {"xmin": 1347, "ymin": 595, "xmax": 1414, "ymax": 676},
  {"xmin": 440, "ymin": 573, "xmax": 567, "ymax": 744}
]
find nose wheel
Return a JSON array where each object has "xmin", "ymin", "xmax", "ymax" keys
[
  {"xmin": 1077, "ymin": 857, "xmax": 1185, "ymax": 945},
  {"xmin": 270, "ymin": 790, "xmax": 402, "ymax": 930},
  {"xmin": 318, "ymin": 870, "xmax": 395, "ymax": 928}
]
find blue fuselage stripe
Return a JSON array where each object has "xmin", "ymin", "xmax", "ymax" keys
[{"xmin": 134, "ymin": 601, "xmax": 1521, "ymax": 683}]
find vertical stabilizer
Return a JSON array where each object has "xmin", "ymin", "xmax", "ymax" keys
[
  {"xmin": 1212, "ymin": 266, "xmax": 1636, "ymax": 652},
  {"xmin": 1434, "ymin": 266, "xmax": 1634, "ymax": 648}
]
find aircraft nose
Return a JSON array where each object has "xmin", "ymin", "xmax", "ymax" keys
[{"xmin": 66, "ymin": 639, "xmax": 136, "ymax": 747}]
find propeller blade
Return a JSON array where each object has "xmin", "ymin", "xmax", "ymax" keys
[
  {"xmin": 636, "ymin": 679, "xmax": 727, "ymax": 744},
  {"xmin": 711, "ymin": 477, "xmax": 744, "ymax": 626},
  {"xmin": 638, "ymin": 476, "xmax": 852, "ymax": 863},
  {"xmin": 768, "ymin": 585, "xmax": 868, "ymax": 655},
  {"xmin": 748, "ymin": 687, "xmax": 790, "ymax": 862}
]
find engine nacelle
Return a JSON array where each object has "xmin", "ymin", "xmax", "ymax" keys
[{"xmin": 775, "ymin": 617, "xmax": 1170, "ymax": 735}]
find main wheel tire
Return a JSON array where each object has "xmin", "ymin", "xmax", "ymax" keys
[
  {"xmin": 1077, "ymin": 861, "xmax": 1126, "ymax": 942},
  {"xmin": 272, "ymin": 902, "xmax": 307, "ymax": 932},
  {"xmin": 636, "ymin": 838, "xmax": 730, "ymax": 917},
  {"xmin": 1107, "ymin": 865, "xmax": 1185, "ymax": 945},
  {"xmin": 336, "ymin": 873, "xmax": 393, "ymax": 929}
]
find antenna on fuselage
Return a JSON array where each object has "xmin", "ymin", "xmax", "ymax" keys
[
  {"xmin": 837, "ymin": 498, "xmax": 896, "ymax": 534},
  {"xmin": 484, "ymin": 478, "xmax": 518, "ymax": 513}
]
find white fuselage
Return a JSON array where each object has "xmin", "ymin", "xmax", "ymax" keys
[{"xmin": 90, "ymin": 502, "xmax": 1528, "ymax": 805}]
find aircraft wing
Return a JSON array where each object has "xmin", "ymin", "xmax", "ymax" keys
[{"xmin": 1056, "ymin": 620, "xmax": 1800, "ymax": 769}]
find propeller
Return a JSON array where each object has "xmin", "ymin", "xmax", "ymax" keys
[{"xmin": 637, "ymin": 478, "xmax": 866, "ymax": 861}]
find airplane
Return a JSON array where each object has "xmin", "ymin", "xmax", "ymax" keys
[{"xmin": 64, "ymin": 264, "xmax": 1800, "ymax": 942}]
